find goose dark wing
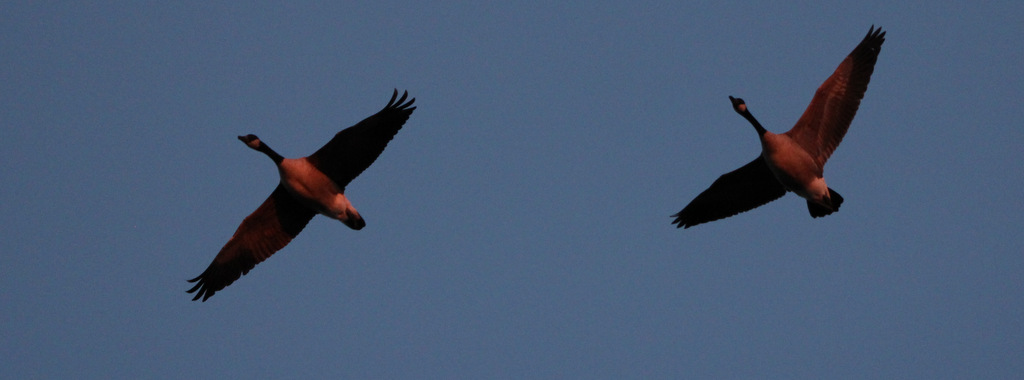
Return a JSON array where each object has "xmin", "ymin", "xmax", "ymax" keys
[
  {"xmin": 187, "ymin": 185, "xmax": 316, "ymax": 301},
  {"xmin": 307, "ymin": 89, "xmax": 416, "ymax": 190},
  {"xmin": 785, "ymin": 26, "xmax": 885, "ymax": 168},
  {"xmin": 672, "ymin": 157, "xmax": 787, "ymax": 228}
]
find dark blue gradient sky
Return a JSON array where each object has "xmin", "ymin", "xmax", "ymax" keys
[{"xmin": 2, "ymin": 1, "xmax": 1022, "ymax": 378}]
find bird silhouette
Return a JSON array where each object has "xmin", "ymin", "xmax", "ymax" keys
[
  {"xmin": 188, "ymin": 90, "xmax": 416, "ymax": 301},
  {"xmin": 673, "ymin": 27, "xmax": 885, "ymax": 228}
]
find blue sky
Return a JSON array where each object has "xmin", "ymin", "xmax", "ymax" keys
[{"xmin": 2, "ymin": 1, "xmax": 1022, "ymax": 378}]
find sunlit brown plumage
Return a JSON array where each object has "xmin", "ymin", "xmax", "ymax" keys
[
  {"xmin": 673, "ymin": 26, "xmax": 885, "ymax": 229},
  {"xmin": 188, "ymin": 90, "xmax": 416, "ymax": 301}
]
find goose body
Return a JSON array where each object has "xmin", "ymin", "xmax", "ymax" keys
[
  {"xmin": 759, "ymin": 128, "xmax": 830, "ymax": 208},
  {"xmin": 276, "ymin": 156, "xmax": 363, "ymax": 229},
  {"xmin": 187, "ymin": 90, "xmax": 416, "ymax": 301},
  {"xmin": 672, "ymin": 26, "xmax": 885, "ymax": 228}
]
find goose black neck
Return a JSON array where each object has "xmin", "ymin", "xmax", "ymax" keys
[
  {"xmin": 741, "ymin": 111, "xmax": 768, "ymax": 136},
  {"xmin": 257, "ymin": 143, "xmax": 285, "ymax": 164}
]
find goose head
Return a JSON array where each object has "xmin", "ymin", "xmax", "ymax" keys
[
  {"xmin": 729, "ymin": 96, "xmax": 747, "ymax": 114},
  {"xmin": 238, "ymin": 134, "xmax": 263, "ymax": 150},
  {"xmin": 728, "ymin": 96, "xmax": 767, "ymax": 136}
]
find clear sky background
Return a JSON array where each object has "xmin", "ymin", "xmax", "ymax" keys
[{"xmin": 2, "ymin": 1, "xmax": 1022, "ymax": 378}]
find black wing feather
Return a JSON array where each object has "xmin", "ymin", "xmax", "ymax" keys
[
  {"xmin": 672, "ymin": 157, "xmax": 787, "ymax": 228},
  {"xmin": 187, "ymin": 185, "xmax": 316, "ymax": 301},
  {"xmin": 306, "ymin": 89, "xmax": 416, "ymax": 190},
  {"xmin": 785, "ymin": 26, "xmax": 885, "ymax": 167}
]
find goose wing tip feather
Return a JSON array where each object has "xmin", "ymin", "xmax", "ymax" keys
[
  {"xmin": 186, "ymin": 263, "xmax": 246, "ymax": 302},
  {"xmin": 385, "ymin": 88, "xmax": 417, "ymax": 111},
  {"xmin": 669, "ymin": 214, "xmax": 702, "ymax": 229}
]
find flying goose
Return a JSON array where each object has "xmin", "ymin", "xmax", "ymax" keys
[
  {"xmin": 187, "ymin": 90, "xmax": 416, "ymax": 301},
  {"xmin": 672, "ymin": 26, "xmax": 885, "ymax": 228}
]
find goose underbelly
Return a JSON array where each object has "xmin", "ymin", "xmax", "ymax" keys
[
  {"xmin": 277, "ymin": 158, "xmax": 354, "ymax": 218},
  {"xmin": 761, "ymin": 136, "xmax": 828, "ymax": 202}
]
